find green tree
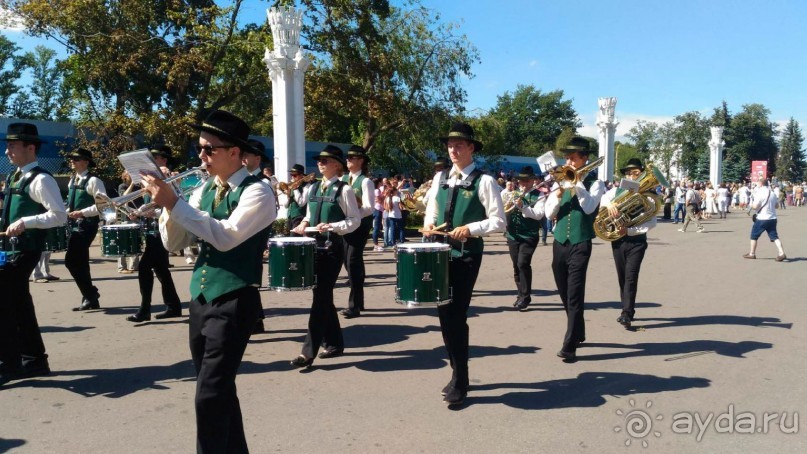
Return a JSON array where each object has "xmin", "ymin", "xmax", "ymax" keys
[
  {"xmin": 18, "ymin": 45, "xmax": 68, "ymax": 120},
  {"xmin": 776, "ymin": 118, "xmax": 805, "ymax": 182},
  {"xmin": 0, "ymin": 33, "xmax": 26, "ymax": 115},
  {"xmin": 489, "ymin": 85, "xmax": 579, "ymax": 155},
  {"xmin": 728, "ymin": 103, "xmax": 778, "ymax": 176},
  {"xmin": 673, "ymin": 111, "xmax": 709, "ymax": 176},
  {"xmin": 625, "ymin": 120, "xmax": 658, "ymax": 161}
]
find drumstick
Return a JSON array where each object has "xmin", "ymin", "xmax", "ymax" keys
[{"xmin": 418, "ymin": 229, "xmax": 481, "ymax": 239}]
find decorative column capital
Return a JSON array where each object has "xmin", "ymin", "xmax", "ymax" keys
[
  {"xmin": 709, "ymin": 126, "xmax": 725, "ymax": 149},
  {"xmin": 597, "ymin": 97, "xmax": 618, "ymax": 123},
  {"xmin": 267, "ymin": 6, "xmax": 304, "ymax": 59}
]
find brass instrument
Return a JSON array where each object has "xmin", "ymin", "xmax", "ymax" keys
[
  {"xmin": 550, "ymin": 156, "xmax": 605, "ymax": 189},
  {"xmin": 278, "ymin": 172, "xmax": 316, "ymax": 195},
  {"xmin": 94, "ymin": 166, "xmax": 208, "ymax": 217},
  {"xmin": 401, "ymin": 181, "xmax": 431, "ymax": 213},
  {"xmin": 503, "ymin": 190, "xmax": 525, "ymax": 214},
  {"xmin": 593, "ymin": 163, "xmax": 670, "ymax": 241}
]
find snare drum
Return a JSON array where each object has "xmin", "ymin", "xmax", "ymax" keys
[
  {"xmin": 101, "ymin": 223, "xmax": 143, "ymax": 257},
  {"xmin": 267, "ymin": 237, "xmax": 316, "ymax": 291},
  {"xmin": 43, "ymin": 225, "xmax": 70, "ymax": 252},
  {"xmin": 395, "ymin": 242, "xmax": 452, "ymax": 307}
]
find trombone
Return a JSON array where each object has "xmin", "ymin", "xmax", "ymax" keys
[{"xmin": 95, "ymin": 166, "xmax": 208, "ymax": 217}]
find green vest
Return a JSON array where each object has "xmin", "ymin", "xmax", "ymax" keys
[
  {"xmin": 505, "ymin": 189, "xmax": 543, "ymax": 242},
  {"xmin": 435, "ymin": 171, "xmax": 486, "ymax": 256},
  {"xmin": 287, "ymin": 182, "xmax": 308, "ymax": 219},
  {"xmin": 1, "ymin": 167, "xmax": 50, "ymax": 252},
  {"xmin": 553, "ymin": 173, "xmax": 598, "ymax": 245},
  {"xmin": 190, "ymin": 175, "xmax": 272, "ymax": 302},
  {"xmin": 68, "ymin": 173, "xmax": 99, "ymax": 228},
  {"xmin": 308, "ymin": 181, "xmax": 347, "ymax": 225}
]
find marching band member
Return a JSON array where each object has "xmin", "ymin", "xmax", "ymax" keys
[
  {"xmin": 600, "ymin": 158, "xmax": 656, "ymax": 329},
  {"xmin": 285, "ymin": 163, "xmax": 309, "ymax": 232},
  {"xmin": 544, "ymin": 137, "xmax": 605, "ymax": 363},
  {"xmin": 245, "ymin": 139, "xmax": 274, "ymax": 334},
  {"xmin": 505, "ymin": 166, "xmax": 546, "ymax": 311},
  {"xmin": 1, "ymin": 123, "xmax": 68, "ymax": 386},
  {"xmin": 423, "ymin": 122, "xmax": 505, "ymax": 406},
  {"xmin": 64, "ymin": 147, "xmax": 107, "ymax": 311},
  {"xmin": 146, "ymin": 110, "xmax": 276, "ymax": 453},
  {"xmin": 340, "ymin": 145, "xmax": 375, "ymax": 319},
  {"xmin": 126, "ymin": 147, "xmax": 183, "ymax": 323},
  {"xmin": 290, "ymin": 145, "xmax": 360, "ymax": 367}
]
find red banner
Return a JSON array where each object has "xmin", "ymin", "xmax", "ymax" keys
[{"xmin": 750, "ymin": 161, "xmax": 767, "ymax": 183}]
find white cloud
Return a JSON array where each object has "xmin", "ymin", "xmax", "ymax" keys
[
  {"xmin": 0, "ymin": 7, "xmax": 24, "ymax": 32},
  {"xmin": 578, "ymin": 111, "xmax": 677, "ymax": 142}
]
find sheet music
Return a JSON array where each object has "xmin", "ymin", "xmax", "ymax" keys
[
  {"xmin": 118, "ymin": 149, "xmax": 162, "ymax": 185},
  {"xmin": 536, "ymin": 151, "xmax": 563, "ymax": 174},
  {"xmin": 619, "ymin": 178, "xmax": 641, "ymax": 192}
]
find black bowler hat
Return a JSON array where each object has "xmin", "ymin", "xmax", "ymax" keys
[
  {"xmin": 315, "ymin": 144, "xmax": 346, "ymax": 167},
  {"xmin": 516, "ymin": 165, "xmax": 536, "ymax": 180},
  {"xmin": 439, "ymin": 122, "xmax": 483, "ymax": 151},
  {"xmin": 149, "ymin": 145, "xmax": 173, "ymax": 160},
  {"xmin": 4, "ymin": 122, "xmax": 45, "ymax": 143},
  {"xmin": 246, "ymin": 139, "xmax": 270, "ymax": 163},
  {"xmin": 65, "ymin": 147, "xmax": 96, "ymax": 167},
  {"xmin": 434, "ymin": 157, "xmax": 450, "ymax": 168},
  {"xmin": 559, "ymin": 136, "xmax": 594, "ymax": 155},
  {"xmin": 191, "ymin": 110, "xmax": 252, "ymax": 151},
  {"xmin": 346, "ymin": 145, "xmax": 370, "ymax": 162},
  {"xmin": 289, "ymin": 164, "xmax": 305, "ymax": 174},
  {"xmin": 620, "ymin": 158, "xmax": 645, "ymax": 175}
]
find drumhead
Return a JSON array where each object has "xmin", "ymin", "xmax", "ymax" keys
[
  {"xmin": 396, "ymin": 242, "xmax": 450, "ymax": 252},
  {"xmin": 102, "ymin": 223, "xmax": 141, "ymax": 230},
  {"xmin": 269, "ymin": 236, "xmax": 316, "ymax": 245}
]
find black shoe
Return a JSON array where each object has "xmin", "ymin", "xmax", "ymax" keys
[
  {"xmin": 154, "ymin": 307, "xmax": 182, "ymax": 320},
  {"xmin": 516, "ymin": 301, "xmax": 530, "ymax": 311},
  {"xmin": 512, "ymin": 299, "xmax": 521, "ymax": 308},
  {"xmin": 18, "ymin": 360, "xmax": 51, "ymax": 379},
  {"xmin": 441, "ymin": 382, "xmax": 453, "ymax": 396},
  {"xmin": 290, "ymin": 356, "xmax": 313, "ymax": 369},
  {"xmin": 443, "ymin": 387, "xmax": 467, "ymax": 405},
  {"xmin": 557, "ymin": 350, "xmax": 576, "ymax": 362},
  {"xmin": 317, "ymin": 348, "xmax": 344, "ymax": 359},
  {"xmin": 126, "ymin": 312, "xmax": 151, "ymax": 323},
  {"xmin": 617, "ymin": 315, "xmax": 631, "ymax": 328},
  {"xmin": 252, "ymin": 319, "xmax": 265, "ymax": 334},
  {"xmin": 73, "ymin": 297, "xmax": 100, "ymax": 311},
  {"xmin": 340, "ymin": 309, "xmax": 360, "ymax": 319}
]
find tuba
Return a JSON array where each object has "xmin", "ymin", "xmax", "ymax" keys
[{"xmin": 593, "ymin": 163, "xmax": 670, "ymax": 241}]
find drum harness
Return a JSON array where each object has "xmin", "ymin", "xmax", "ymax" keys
[
  {"xmin": 1, "ymin": 167, "xmax": 50, "ymax": 262},
  {"xmin": 309, "ymin": 180, "xmax": 347, "ymax": 251}
]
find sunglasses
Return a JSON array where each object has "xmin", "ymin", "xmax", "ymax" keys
[
  {"xmin": 317, "ymin": 158, "xmax": 332, "ymax": 164},
  {"xmin": 195, "ymin": 144, "xmax": 233, "ymax": 156}
]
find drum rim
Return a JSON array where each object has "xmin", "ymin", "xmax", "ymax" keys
[
  {"xmin": 394, "ymin": 297, "xmax": 452, "ymax": 306},
  {"xmin": 395, "ymin": 242, "xmax": 450, "ymax": 251},
  {"xmin": 266, "ymin": 284, "xmax": 317, "ymax": 291},
  {"xmin": 102, "ymin": 223, "xmax": 141, "ymax": 229},
  {"xmin": 269, "ymin": 237, "xmax": 317, "ymax": 245}
]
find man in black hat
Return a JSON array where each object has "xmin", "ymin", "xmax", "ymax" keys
[
  {"xmin": 340, "ymin": 145, "xmax": 375, "ymax": 319},
  {"xmin": 64, "ymin": 147, "xmax": 108, "ymax": 311},
  {"xmin": 600, "ymin": 158, "xmax": 657, "ymax": 329},
  {"xmin": 544, "ymin": 136, "xmax": 605, "ymax": 362},
  {"xmin": 1, "ymin": 122, "xmax": 68, "ymax": 386},
  {"xmin": 284, "ymin": 163, "xmax": 309, "ymax": 232},
  {"xmin": 289, "ymin": 144, "xmax": 360, "ymax": 367},
  {"xmin": 124, "ymin": 146, "xmax": 183, "ymax": 323},
  {"xmin": 143, "ymin": 110, "xmax": 276, "ymax": 453},
  {"xmin": 423, "ymin": 122, "xmax": 506, "ymax": 406},
  {"xmin": 505, "ymin": 166, "xmax": 547, "ymax": 311}
]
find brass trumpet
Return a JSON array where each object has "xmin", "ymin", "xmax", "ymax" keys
[
  {"xmin": 550, "ymin": 156, "xmax": 605, "ymax": 188},
  {"xmin": 95, "ymin": 166, "xmax": 208, "ymax": 217},
  {"xmin": 278, "ymin": 173, "xmax": 316, "ymax": 195}
]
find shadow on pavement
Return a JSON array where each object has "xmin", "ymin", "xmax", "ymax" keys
[
  {"xmin": 466, "ymin": 372, "xmax": 711, "ymax": 410},
  {"xmin": 636, "ymin": 315, "xmax": 792, "ymax": 330},
  {"xmin": 0, "ymin": 438, "xmax": 26, "ymax": 452},
  {"xmin": 39, "ymin": 326, "xmax": 95, "ymax": 333},
  {"xmin": 578, "ymin": 340, "xmax": 773, "ymax": 361}
]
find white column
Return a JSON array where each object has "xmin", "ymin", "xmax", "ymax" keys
[
  {"xmin": 265, "ymin": 6, "xmax": 309, "ymax": 183},
  {"xmin": 596, "ymin": 97, "xmax": 618, "ymax": 182},
  {"xmin": 709, "ymin": 127, "xmax": 725, "ymax": 185}
]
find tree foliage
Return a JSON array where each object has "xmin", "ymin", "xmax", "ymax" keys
[
  {"xmin": 0, "ymin": 33, "xmax": 25, "ymax": 115},
  {"xmin": 776, "ymin": 118, "xmax": 805, "ymax": 182}
]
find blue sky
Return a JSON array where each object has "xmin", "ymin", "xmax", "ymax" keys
[{"xmin": 4, "ymin": 0, "xmax": 807, "ymax": 140}]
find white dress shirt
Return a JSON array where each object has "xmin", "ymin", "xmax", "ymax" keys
[
  {"xmin": 302, "ymin": 176, "xmax": 360, "ymax": 235},
  {"xmin": 160, "ymin": 167, "xmax": 277, "ymax": 252},
  {"xmin": 518, "ymin": 191, "xmax": 546, "ymax": 221},
  {"xmin": 600, "ymin": 187, "xmax": 657, "ymax": 236},
  {"xmin": 348, "ymin": 171, "xmax": 375, "ymax": 218},
  {"xmin": 14, "ymin": 161, "xmax": 68, "ymax": 229},
  {"xmin": 70, "ymin": 170, "xmax": 106, "ymax": 217},
  {"xmin": 423, "ymin": 163, "xmax": 506, "ymax": 236},
  {"xmin": 544, "ymin": 176, "xmax": 606, "ymax": 219}
]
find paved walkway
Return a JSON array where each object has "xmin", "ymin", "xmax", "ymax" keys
[{"xmin": 1, "ymin": 208, "xmax": 806, "ymax": 453}]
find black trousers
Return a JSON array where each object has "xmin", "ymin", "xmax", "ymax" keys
[
  {"xmin": 437, "ymin": 253, "xmax": 482, "ymax": 392},
  {"xmin": 302, "ymin": 238, "xmax": 345, "ymax": 359},
  {"xmin": 551, "ymin": 240, "xmax": 592, "ymax": 353},
  {"xmin": 507, "ymin": 238, "xmax": 538, "ymax": 303},
  {"xmin": 0, "ymin": 251, "xmax": 47, "ymax": 369},
  {"xmin": 343, "ymin": 216, "xmax": 372, "ymax": 311},
  {"xmin": 137, "ymin": 235, "xmax": 181, "ymax": 313},
  {"xmin": 65, "ymin": 223, "xmax": 99, "ymax": 300},
  {"xmin": 189, "ymin": 287, "xmax": 261, "ymax": 454},
  {"xmin": 611, "ymin": 237, "xmax": 648, "ymax": 319}
]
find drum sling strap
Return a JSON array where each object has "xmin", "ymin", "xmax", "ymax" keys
[
  {"xmin": 310, "ymin": 180, "xmax": 346, "ymax": 248},
  {"xmin": 440, "ymin": 169, "xmax": 482, "ymax": 253}
]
